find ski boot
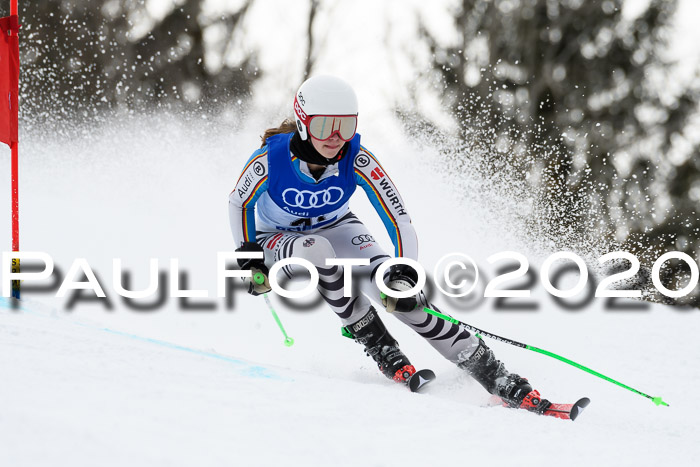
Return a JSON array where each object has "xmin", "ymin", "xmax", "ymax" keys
[
  {"xmin": 458, "ymin": 338, "xmax": 551, "ymax": 414},
  {"xmin": 348, "ymin": 307, "xmax": 416, "ymax": 383}
]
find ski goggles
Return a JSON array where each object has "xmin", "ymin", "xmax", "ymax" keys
[{"xmin": 307, "ymin": 115, "xmax": 357, "ymax": 141}]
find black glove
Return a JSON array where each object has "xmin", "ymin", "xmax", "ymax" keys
[
  {"xmin": 236, "ymin": 242, "xmax": 271, "ymax": 296},
  {"xmin": 381, "ymin": 264, "xmax": 419, "ymax": 312}
]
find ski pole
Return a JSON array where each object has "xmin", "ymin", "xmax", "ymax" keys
[
  {"xmin": 423, "ymin": 306, "xmax": 668, "ymax": 407},
  {"xmin": 254, "ymin": 272, "xmax": 294, "ymax": 347}
]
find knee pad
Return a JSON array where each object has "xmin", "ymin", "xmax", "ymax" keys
[{"xmin": 293, "ymin": 235, "xmax": 336, "ymax": 267}]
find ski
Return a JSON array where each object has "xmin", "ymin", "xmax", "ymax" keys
[
  {"xmin": 406, "ymin": 369, "xmax": 436, "ymax": 393},
  {"xmin": 487, "ymin": 395, "xmax": 591, "ymax": 421},
  {"xmin": 541, "ymin": 397, "xmax": 591, "ymax": 421}
]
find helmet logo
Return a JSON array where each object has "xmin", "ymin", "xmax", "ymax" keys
[
  {"xmin": 294, "ymin": 98, "xmax": 307, "ymax": 122},
  {"xmin": 297, "ymin": 92, "xmax": 305, "ymax": 105}
]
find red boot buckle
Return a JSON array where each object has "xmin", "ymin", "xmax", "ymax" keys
[{"xmin": 393, "ymin": 364, "xmax": 417, "ymax": 383}]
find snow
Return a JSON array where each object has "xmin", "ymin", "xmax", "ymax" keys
[
  {"xmin": 3, "ymin": 296, "xmax": 697, "ymax": 467},
  {"xmin": 0, "ymin": 112, "xmax": 698, "ymax": 466}
]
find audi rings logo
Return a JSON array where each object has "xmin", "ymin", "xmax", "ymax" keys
[
  {"xmin": 351, "ymin": 234, "xmax": 375, "ymax": 245},
  {"xmin": 282, "ymin": 187, "xmax": 345, "ymax": 209}
]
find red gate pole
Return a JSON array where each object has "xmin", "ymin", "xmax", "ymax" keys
[{"xmin": 10, "ymin": 0, "xmax": 19, "ymax": 299}]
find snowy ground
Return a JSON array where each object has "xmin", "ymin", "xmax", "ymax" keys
[{"xmin": 1, "ymin": 114, "xmax": 699, "ymax": 466}]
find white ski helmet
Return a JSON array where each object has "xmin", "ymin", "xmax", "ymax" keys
[{"xmin": 293, "ymin": 75, "xmax": 359, "ymax": 141}]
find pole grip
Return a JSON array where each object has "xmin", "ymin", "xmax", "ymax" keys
[{"xmin": 253, "ymin": 272, "xmax": 265, "ymax": 285}]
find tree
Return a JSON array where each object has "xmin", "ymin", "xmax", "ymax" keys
[
  {"xmin": 411, "ymin": 0, "xmax": 699, "ymax": 300},
  {"xmin": 19, "ymin": 0, "xmax": 257, "ymax": 120}
]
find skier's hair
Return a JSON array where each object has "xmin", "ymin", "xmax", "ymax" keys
[{"xmin": 261, "ymin": 119, "xmax": 297, "ymax": 147}]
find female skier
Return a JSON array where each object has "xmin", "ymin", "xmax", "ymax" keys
[{"xmin": 229, "ymin": 75, "xmax": 547, "ymax": 413}]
